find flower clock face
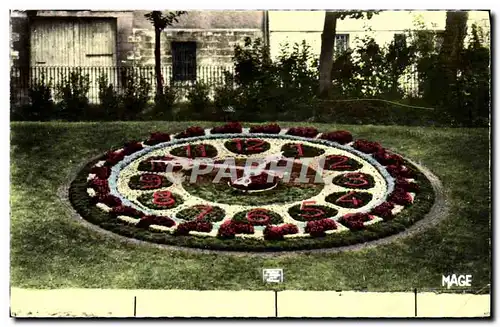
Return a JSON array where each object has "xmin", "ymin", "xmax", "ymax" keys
[{"xmin": 69, "ymin": 122, "xmax": 435, "ymax": 252}]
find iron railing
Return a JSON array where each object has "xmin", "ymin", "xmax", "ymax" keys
[
  {"xmin": 10, "ymin": 65, "xmax": 234, "ymax": 105},
  {"xmin": 10, "ymin": 64, "xmax": 421, "ymax": 106}
]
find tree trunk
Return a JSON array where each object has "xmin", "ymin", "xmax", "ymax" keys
[
  {"xmin": 318, "ymin": 11, "xmax": 338, "ymax": 98},
  {"xmin": 441, "ymin": 11, "xmax": 468, "ymax": 63},
  {"xmin": 440, "ymin": 11, "xmax": 468, "ymax": 86},
  {"xmin": 154, "ymin": 27, "xmax": 163, "ymax": 100},
  {"xmin": 440, "ymin": 11, "xmax": 468, "ymax": 121}
]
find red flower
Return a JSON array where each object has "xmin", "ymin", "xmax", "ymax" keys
[
  {"xmin": 386, "ymin": 164, "xmax": 414, "ymax": 179},
  {"xmin": 339, "ymin": 213, "xmax": 372, "ymax": 230},
  {"xmin": 320, "ymin": 130, "xmax": 353, "ymax": 144},
  {"xmin": 373, "ymin": 150, "xmax": 404, "ymax": 166},
  {"xmin": 249, "ymin": 123, "xmax": 281, "ymax": 134},
  {"xmin": 104, "ymin": 150, "xmax": 125, "ymax": 166},
  {"xmin": 95, "ymin": 194, "xmax": 122, "ymax": 207},
  {"xmin": 174, "ymin": 221, "xmax": 213, "ymax": 235},
  {"xmin": 90, "ymin": 166, "xmax": 110, "ymax": 179},
  {"xmin": 389, "ymin": 188, "xmax": 414, "ymax": 206},
  {"xmin": 286, "ymin": 127, "xmax": 319, "ymax": 138},
  {"xmin": 217, "ymin": 220, "xmax": 237, "ymax": 238},
  {"xmin": 144, "ymin": 132, "xmax": 171, "ymax": 145},
  {"xmin": 232, "ymin": 221, "xmax": 255, "ymax": 234},
  {"xmin": 88, "ymin": 178, "xmax": 110, "ymax": 195},
  {"xmin": 110, "ymin": 205, "xmax": 143, "ymax": 218},
  {"xmin": 175, "ymin": 126, "xmax": 205, "ymax": 139},
  {"xmin": 352, "ymin": 139, "xmax": 382, "ymax": 154},
  {"xmin": 217, "ymin": 220, "xmax": 254, "ymax": 238},
  {"xmin": 263, "ymin": 224, "xmax": 299, "ymax": 240},
  {"xmin": 395, "ymin": 178, "xmax": 420, "ymax": 193},
  {"xmin": 370, "ymin": 201, "xmax": 395, "ymax": 220},
  {"xmin": 211, "ymin": 121, "xmax": 243, "ymax": 134},
  {"xmin": 137, "ymin": 215, "xmax": 176, "ymax": 228},
  {"xmin": 122, "ymin": 141, "xmax": 144, "ymax": 156},
  {"xmin": 305, "ymin": 219, "xmax": 337, "ymax": 237}
]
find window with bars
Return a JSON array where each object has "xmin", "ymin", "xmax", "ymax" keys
[
  {"xmin": 335, "ymin": 34, "xmax": 349, "ymax": 53},
  {"xmin": 172, "ymin": 41, "xmax": 197, "ymax": 81}
]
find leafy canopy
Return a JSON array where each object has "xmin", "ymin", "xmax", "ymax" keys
[{"xmin": 144, "ymin": 11, "xmax": 187, "ymax": 31}]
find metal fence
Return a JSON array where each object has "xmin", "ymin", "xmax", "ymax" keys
[
  {"xmin": 10, "ymin": 64, "xmax": 420, "ymax": 107},
  {"xmin": 10, "ymin": 65, "xmax": 234, "ymax": 105}
]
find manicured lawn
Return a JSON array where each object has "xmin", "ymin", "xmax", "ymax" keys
[{"xmin": 10, "ymin": 121, "xmax": 490, "ymax": 292}]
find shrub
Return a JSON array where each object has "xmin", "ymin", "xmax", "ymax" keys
[
  {"xmin": 27, "ymin": 74, "xmax": 54, "ymax": 121},
  {"xmin": 187, "ymin": 81, "xmax": 211, "ymax": 115},
  {"xmin": 213, "ymin": 72, "xmax": 240, "ymax": 118},
  {"xmin": 330, "ymin": 34, "xmax": 415, "ymax": 100},
  {"xmin": 122, "ymin": 71, "xmax": 151, "ymax": 119},
  {"xmin": 98, "ymin": 74, "xmax": 122, "ymax": 120},
  {"xmin": 55, "ymin": 71, "xmax": 90, "ymax": 121},
  {"xmin": 230, "ymin": 38, "xmax": 319, "ymax": 121},
  {"xmin": 152, "ymin": 83, "xmax": 178, "ymax": 119}
]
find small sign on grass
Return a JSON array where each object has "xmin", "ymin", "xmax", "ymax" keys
[{"xmin": 263, "ymin": 268, "xmax": 284, "ymax": 283}]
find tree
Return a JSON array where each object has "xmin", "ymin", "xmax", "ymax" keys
[
  {"xmin": 318, "ymin": 10, "xmax": 378, "ymax": 98},
  {"xmin": 439, "ymin": 11, "xmax": 468, "ymax": 88},
  {"xmin": 144, "ymin": 11, "xmax": 186, "ymax": 102}
]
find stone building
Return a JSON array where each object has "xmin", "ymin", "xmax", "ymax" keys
[
  {"xmin": 10, "ymin": 10, "xmax": 266, "ymax": 67},
  {"xmin": 10, "ymin": 10, "xmax": 267, "ymax": 104}
]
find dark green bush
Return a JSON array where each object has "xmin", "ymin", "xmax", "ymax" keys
[
  {"xmin": 98, "ymin": 74, "xmax": 122, "ymax": 120},
  {"xmin": 187, "ymin": 81, "xmax": 211, "ymax": 116},
  {"xmin": 330, "ymin": 34, "xmax": 415, "ymax": 99},
  {"xmin": 150, "ymin": 83, "xmax": 179, "ymax": 119},
  {"xmin": 27, "ymin": 74, "xmax": 54, "ymax": 121},
  {"xmin": 122, "ymin": 71, "xmax": 151, "ymax": 119},
  {"xmin": 55, "ymin": 71, "xmax": 90, "ymax": 121},
  {"xmin": 228, "ymin": 37, "xmax": 319, "ymax": 121},
  {"xmin": 409, "ymin": 23, "xmax": 490, "ymax": 125}
]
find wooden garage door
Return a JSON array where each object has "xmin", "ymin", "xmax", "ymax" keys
[
  {"xmin": 30, "ymin": 18, "xmax": 117, "ymax": 103},
  {"xmin": 30, "ymin": 18, "xmax": 116, "ymax": 67}
]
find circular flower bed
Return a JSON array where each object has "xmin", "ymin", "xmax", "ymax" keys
[{"xmin": 69, "ymin": 122, "xmax": 436, "ymax": 251}]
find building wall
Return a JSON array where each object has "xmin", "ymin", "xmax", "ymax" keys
[
  {"xmin": 128, "ymin": 11, "xmax": 264, "ymax": 66},
  {"xmin": 9, "ymin": 10, "xmax": 265, "ymax": 67},
  {"xmin": 268, "ymin": 10, "xmax": 490, "ymax": 59},
  {"xmin": 9, "ymin": 10, "xmax": 265, "ymax": 105}
]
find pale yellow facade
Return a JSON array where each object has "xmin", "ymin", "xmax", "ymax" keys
[{"xmin": 268, "ymin": 10, "xmax": 490, "ymax": 58}]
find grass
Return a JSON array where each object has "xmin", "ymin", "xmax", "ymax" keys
[{"xmin": 10, "ymin": 121, "xmax": 490, "ymax": 292}]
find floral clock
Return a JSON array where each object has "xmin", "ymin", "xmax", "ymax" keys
[{"xmin": 69, "ymin": 122, "xmax": 435, "ymax": 251}]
